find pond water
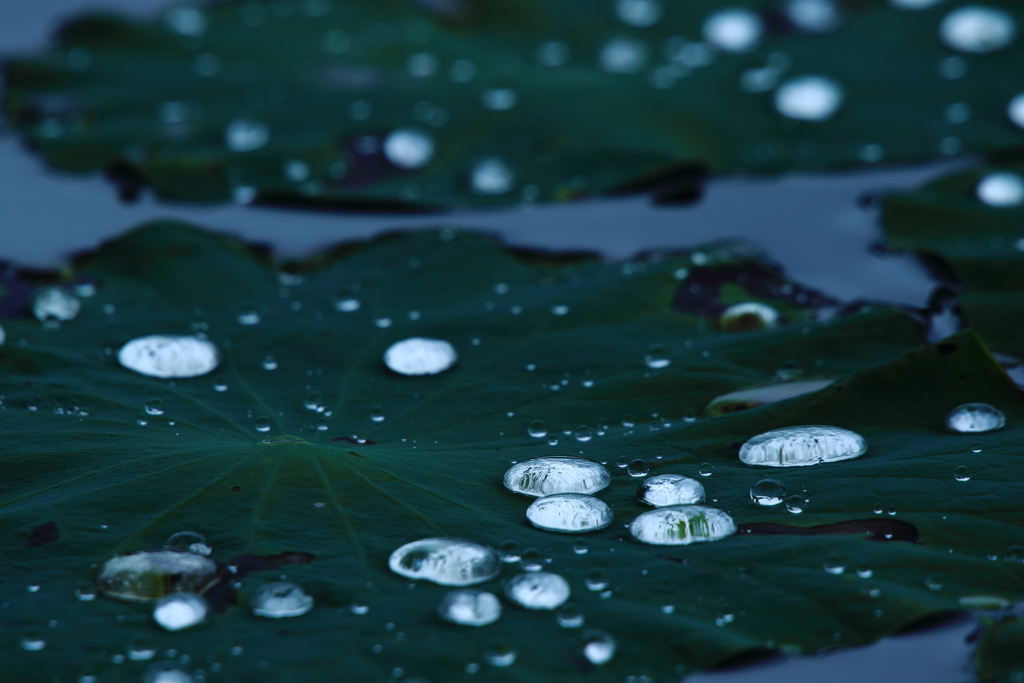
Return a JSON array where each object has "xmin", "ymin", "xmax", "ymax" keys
[{"xmin": 0, "ymin": 2, "xmax": 983, "ymax": 681}]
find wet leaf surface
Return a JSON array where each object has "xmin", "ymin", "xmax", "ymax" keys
[
  {"xmin": 2, "ymin": 224, "xmax": 1024, "ymax": 682},
  {"xmin": 3, "ymin": 0, "xmax": 1024, "ymax": 208}
]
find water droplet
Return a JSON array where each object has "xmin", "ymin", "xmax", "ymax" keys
[
  {"xmin": 599, "ymin": 37, "xmax": 649, "ymax": 74},
  {"xmin": 484, "ymin": 639, "xmax": 517, "ymax": 667},
  {"xmin": 262, "ymin": 354, "xmax": 278, "ymax": 371},
  {"xmin": 946, "ymin": 403, "xmax": 1005, "ymax": 433},
  {"xmin": 925, "ymin": 573, "xmax": 944, "ymax": 591},
  {"xmin": 750, "ymin": 479, "xmax": 787, "ymax": 506},
  {"xmin": 236, "ymin": 306, "xmax": 260, "ymax": 325},
  {"xmin": 637, "ymin": 474, "xmax": 705, "ymax": 507},
  {"xmin": 467, "ymin": 156, "xmax": 515, "ymax": 195},
  {"xmin": 98, "ymin": 550, "xmax": 218, "ymax": 601},
  {"xmin": 977, "ymin": 172, "xmax": 1024, "ymax": 207},
  {"xmin": 388, "ymin": 538, "xmax": 500, "ymax": 586},
  {"xmin": 644, "ymin": 344, "xmax": 671, "ymax": 369},
  {"xmin": 225, "ymin": 118, "xmax": 269, "ymax": 152},
  {"xmin": 350, "ymin": 594, "xmax": 369, "ymax": 614},
  {"xmin": 497, "ymin": 540, "xmax": 520, "ymax": 563},
  {"xmin": 20, "ymin": 630, "xmax": 45, "ymax": 651},
  {"xmin": 1009, "ymin": 93, "xmax": 1024, "ymax": 129},
  {"xmin": 384, "ymin": 337, "xmax": 457, "ymax": 375},
  {"xmin": 370, "ymin": 406, "xmax": 386, "ymax": 423},
  {"xmin": 33, "ymin": 287, "xmax": 80, "ymax": 322},
  {"xmin": 503, "ymin": 457, "xmax": 611, "ymax": 497},
  {"xmin": 774, "ymin": 76, "xmax": 843, "ymax": 122},
  {"xmin": 145, "ymin": 398, "xmax": 165, "ymax": 416},
  {"xmin": 527, "ymin": 420, "xmax": 548, "ymax": 438},
  {"xmin": 303, "ymin": 391, "xmax": 322, "ymax": 412},
  {"xmin": 785, "ymin": 0, "xmax": 842, "ymax": 33},
  {"xmin": 585, "ymin": 568, "xmax": 608, "ymax": 591},
  {"xmin": 128, "ymin": 635, "xmax": 157, "ymax": 661},
  {"xmin": 581, "ymin": 629, "xmax": 616, "ymax": 665},
  {"xmin": 720, "ymin": 302, "xmax": 781, "ymax": 333},
  {"xmin": 505, "ymin": 572, "xmax": 570, "ymax": 610},
  {"xmin": 75, "ymin": 580, "xmax": 97, "ymax": 601},
  {"xmin": 1008, "ymin": 545, "xmax": 1024, "ymax": 562},
  {"xmin": 786, "ymin": 495, "xmax": 805, "ymax": 514},
  {"xmin": 520, "ymin": 548, "xmax": 545, "ymax": 571},
  {"xmin": 573, "ymin": 425, "xmax": 593, "ymax": 443},
  {"xmin": 164, "ymin": 531, "xmax": 211, "ymax": 556},
  {"xmin": 213, "ymin": 382, "xmax": 228, "ymax": 392},
  {"xmin": 955, "ymin": 465, "xmax": 971, "ymax": 482},
  {"xmin": 551, "ymin": 304, "xmax": 570, "ymax": 316},
  {"xmin": 739, "ymin": 425, "xmax": 867, "ymax": 467},
  {"xmin": 698, "ymin": 463, "xmax": 713, "ymax": 477},
  {"xmin": 437, "ymin": 590, "xmax": 501, "ymax": 626},
  {"xmin": 118, "ymin": 336, "xmax": 220, "ymax": 379},
  {"xmin": 383, "ymin": 128, "xmax": 434, "ymax": 170},
  {"xmin": 250, "ymin": 581, "xmax": 314, "ymax": 618},
  {"xmin": 630, "ymin": 506, "xmax": 736, "ymax": 545},
  {"xmin": 890, "ymin": 0, "xmax": 942, "ymax": 8},
  {"xmin": 407, "ymin": 51, "xmax": 438, "ymax": 77},
  {"xmin": 556, "ymin": 602, "xmax": 585, "ymax": 627},
  {"xmin": 939, "ymin": 5, "xmax": 1016, "ymax": 54},
  {"xmin": 703, "ymin": 8, "xmax": 763, "ymax": 52},
  {"xmin": 972, "ymin": 443, "xmax": 983, "ymax": 453},
  {"xmin": 334, "ymin": 296, "xmax": 361, "ymax": 312},
  {"xmin": 143, "ymin": 661, "xmax": 194, "ymax": 683},
  {"xmin": 255, "ymin": 416, "xmax": 271, "ymax": 432},
  {"xmin": 153, "ymin": 593, "xmax": 207, "ymax": 631},
  {"xmin": 626, "ymin": 459, "xmax": 649, "ymax": 477},
  {"xmin": 856, "ymin": 564, "xmax": 873, "ymax": 578},
  {"xmin": 824, "ymin": 553, "xmax": 846, "ymax": 575},
  {"xmin": 526, "ymin": 494, "xmax": 614, "ymax": 533},
  {"xmin": 482, "ymin": 88, "xmax": 518, "ymax": 111}
]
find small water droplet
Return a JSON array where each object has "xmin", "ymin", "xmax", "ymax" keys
[
  {"xmin": 20, "ymin": 630, "xmax": 46, "ymax": 651},
  {"xmin": 824, "ymin": 553, "xmax": 846, "ymax": 575},
  {"xmin": 630, "ymin": 506, "xmax": 736, "ymax": 545},
  {"xmin": 585, "ymin": 568, "xmax": 608, "ymax": 591},
  {"xmin": 750, "ymin": 479, "xmax": 787, "ymax": 506},
  {"xmin": 954, "ymin": 465, "xmax": 971, "ymax": 482},
  {"xmin": 528, "ymin": 420, "xmax": 548, "ymax": 438},
  {"xmin": 225, "ymin": 118, "xmax": 269, "ymax": 152},
  {"xmin": 250, "ymin": 581, "xmax": 314, "ymax": 618},
  {"xmin": 946, "ymin": 403, "xmax": 1005, "ymax": 433},
  {"xmin": 164, "ymin": 531, "xmax": 211, "ymax": 556},
  {"xmin": 637, "ymin": 474, "xmax": 705, "ymax": 506},
  {"xmin": 388, "ymin": 538, "xmax": 500, "ymax": 586},
  {"xmin": 740, "ymin": 426, "xmax": 867, "ymax": 467},
  {"xmin": 119, "ymin": 336, "xmax": 220, "ymax": 379},
  {"xmin": 383, "ymin": 128, "xmax": 434, "ymax": 170},
  {"xmin": 498, "ymin": 541, "xmax": 520, "ymax": 563},
  {"xmin": 856, "ymin": 563, "xmax": 873, "ymax": 579},
  {"xmin": 128, "ymin": 635, "xmax": 157, "ymax": 661},
  {"xmin": 645, "ymin": 344, "xmax": 671, "ymax": 369},
  {"xmin": 484, "ymin": 638, "xmax": 517, "ymax": 667},
  {"xmin": 142, "ymin": 661, "xmax": 194, "ymax": 683},
  {"xmin": 33, "ymin": 287, "xmax": 81, "ymax": 322},
  {"xmin": 371, "ymin": 406, "xmax": 385, "ymax": 423},
  {"xmin": 774, "ymin": 76, "xmax": 843, "ymax": 122},
  {"xmin": 581, "ymin": 629, "xmax": 616, "ymax": 665},
  {"xmin": 627, "ymin": 459, "xmax": 649, "ymax": 477},
  {"xmin": 526, "ymin": 494, "xmax": 614, "ymax": 533},
  {"xmin": 698, "ymin": 463, "xmax": 713, "ymax": 477},
  {"xmin": 262, "ymin": 355, "xmax": 278, "ymax": 371},
  {"xmin": 255, "ymin": 416, "xmax": 271, "ymax": 433},
  {"xmin": 599, "ymin": 36, "xmax": 649, "ymax": 73},
  {"xmin": 236, "ymin": 306, "xmax": 260, "ymax": 325},
  {"xmin": 572, "ymin": 539, "xmax": 588, "ymax": 555},
  {"xmin": 977, "ymin": 172, "xmax": 1024, "ymax": 207},
  {"xmin": 574, "ymin": 425, "xmax": 593, "ymax": 442},
  {"xmin": 505, "ymin": 572, "xmax": 570, "ymax": 610},
  {"xmin": 75, "ymin": 580, "xmax": 97, "ymax": 601},
  {"xmin": 350, "ymin": 594, "xmax": 369, "ymax": 614},
  {"xmin": 504, "ymin": 457, "xmax": 611, "ymax": 497},
  {"xmin": 384, "ymin": 338, "xmax": 457, "ymax": 375},
  {"xmin": 704, "ymin": 8, "xmax": 762, "ymax": 52},
  {"xmin": 153, "ymin": 593, "xmax": 208, "ymax": 631},
  {"xmin": 145, "ymin": 398, "xmax": 165, "ymax": 416},
  {"xmin": 786, "ymin": 495, "xmax": 805, "ymax": 514},
  {"xmin": 551, "ymin": 304, "xmax": 570, "ymax": 316},
  {"xmin": 520, "ymin": 548, "xmax": 545, "ymax": 572},
  {"xmin": 925, "ymin": 573, "xmax": 944, "ymax": 591}
]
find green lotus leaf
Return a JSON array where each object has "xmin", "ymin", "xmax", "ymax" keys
[
  {"xmin": 2, "ymin": 223, "xmax": 1024, "ymax": 682},
  {"xmin": 3, "ymin": 0, "xmax": 1024, "ymax": 208},
  {"xmin": 975, "ymin": 614, "xmax": 1024, "ymax": 683}
]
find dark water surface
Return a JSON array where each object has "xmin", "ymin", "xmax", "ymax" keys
[{"xmin": 0, "ymin": 2, "xmax": 982, "ymax": 681}]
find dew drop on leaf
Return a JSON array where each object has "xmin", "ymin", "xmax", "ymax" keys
[
  {"xmin": 250, "ymin": 581, "xmax": 314, "ymax": 618},
  {"xmin": 637, "ymin": 474, "xmax": 705, "ymax": 507},
  {"xmin": 118, "ymin": 336, "xmax": 220, "ymax": 379},
  {"xmin": 127, "ymin": 635, "xmax": 157, "ymax": 661},
  {"xmin": 644, "ymin": 344, "xmax": 671, "ymax": 369},
  {"xmin": 20, "ymin": 630, "xmax": 45, "ymax": 652},
  {"xmin": 388, "ymin": 538, "xmax": 500, "ymax": 586},
  {"xmin": 773, "ymin": 76, "xmax": 844, "ymax": 122},
  {"xmin": 437, "ymin": 589, "xmax": 501, "ymax": 626},
  {"xmin": 484, "ymin": 639, "xmax": 517, "ymax": 667},
  {"xmin": 505, "ymin": 572, "xmax": 570, "ymax": 610},
  {"xmin": 33, "ymin": 287, "xmax": 80, "ymax": 322},
  {"xmin": 750, "ymin": 479, "xmax": 787, "ymax": 506},
  {"xmin": 262, "ymin": 355, "xmax": 278, "ymax": 371},
  {"xmin": 255, "ymin": 416, "xmax": 271, "ymax": 433},
  {"xmin": 856, "ymin": 564, "xmax": 873, "ymax": 579},
  {"xmin": 164, "ymin": 531, "xmax": 211, "ymax": 556},
  {"xmin": 498, "ymin": 540, "xmax": 520, "ymax": 563},
  {"xmin": 526, "ymin": 494, "xmax": 614, "ymax": 533},
  {"xmin": 98, "ymin": 550, "xmax": 218, "ymax": 601},
  {"xmin": 384, "ymin": 337, "xmax": 458, "ymax": 375},
  {"xmin": 824, "ymin": 554, "xmax": 846, "ymax": 575},
  {"xmin": 939, "ymin": 6, "xmax": 1016, "ymax": 54},
  {"xmin": 626, "ymin": 459, "xmax": 649, "ymax": 477},
  {"xmin": 528, "ymin": 420, "xmax": 548, "ymax": 438},
  {"xmin": 572, "ymin": 539, "xmax": 588, "ymax": 555},
  {"xmin": 145, "ymin": 398, "xmax": 165, "ymax": 416},
  {"xmin": 630, "ymin": 506, "xmax": 737, "ymax": 545},
  {"xmin": 976, "ymin": 172, "xmax": 1024, "ymax": 207},
  {"xmin": 585, "ymin": 568, "xmax": 608, "ymax": 591},
  {"xmin": 153, "ymin": 593, "xmax": 207, "ymax": 631},
  {"xmin": 786, "ymin": 495, "xmax": 806, "ymax": 514},
  {"xmin": 143, "ymin": 661, "xmax": 194, "ymax": 683},
  {"xmin": 383, "ymin": 128, "xmax": 434, "ymax": 170},
  {"xmin": 955, "ymin": 465, "xmax": 972, "ymax": 482},
  {"xmin": 703, "ymin": 8, "xmax": 763, "ymax": 53},
  {"xmin": 503, "ymin": 457, "xmax": 611, "ymax": 497},
  {"xmin": 739, "ymin": 426, "xmax": 867, "ymax": 467},
  {"xmin": 946, "ymin": 403, "xmax": 1005, "ymax": 433},
  {"xmin": 698, "ymin": 463, "xmax": 713, "ymax": 476},
  {"xmin": 574, "ymin": 425, "xmax": 593, "ymax": 442},
  {"xmin": 582, "ymin": 629, "xmax": 617, "ymax": 665},
  {"xmin": 520, "ymin": 548, "xmax": 545, "ymax": 572}
]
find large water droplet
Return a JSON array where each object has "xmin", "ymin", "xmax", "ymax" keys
[
  {"xmin": 153, "ymin": 593, "xmax": 207, "ymax": 631},
  {"xmin": 388, "ymin": 538, "xmax": 500, "ymax": 586},
  {"xmin": 638, "ymin": 474, "xmax": 705, "ymax": 507},
  {"xmin": 505, "ymin": 572, "xmax": 570, "ymax": 610},
  {"xmin": 616, "ymin": 0, "xmax": 662, "ymax": 26},
  {"xmin": 774, "ymin": 76, "xmax": 843, "ymax": 122},
  {"xmin": 785, "ymin": 0, "xmax": 842, "ymax": 33},
  {"xmin": 582, "ymin": 629, "xmax": 617, "ymax": 665},
  {"xmin": 750, "ymin": 479, "xmax": 787, "ymax": 505},
  {"xmin": 437, "ymin": 590, "xmax": 502, "ymax": 626},
  {"xmin": 599, "ymin": 37, "xmax": 649, "ymax": 74},
  {"xmin": 470, "ymin": 157, "xmax": 515, "ymax": 195},
  {"xmin": 250, "ymin": 581, "xmax": 314, "ymax": 618},
  {"xmin": 98, "ymin": 550, "xmax": 218, "ymax": 601},
  {"xmin": 383, "ymin": 128, "xmax": 434, "ymax": 170},
  {"xmin": 526, "ymin": 494, "xmax": 614, "ymax": 533},
  {"xmin": 384, "ymin": 337, "xmax": 457, "ymax": 375},
  {"xmin": 720, "ymin": 302, "xmax": 780, "ymax": 332},
  {"xmin": 118, "ymin": 336, "xmax": 220, "ymax": 379},
  {"xmin": 946, "ymin": 403, "xmax": 1005, "ymax": 433},
  {"xmin": 939, "ymin": 5, "xmax": 1016, "ymax": 54},
  {"xmin": 503, "ymin": 457, "xmax": 611, "ymax": 497},
  {"xmin": 977, "ymin": 172, "xmax": 1024, "ymax": 207},
  {"xmin": 630, "ymin": 505, "xmax": 737, "ymax": 545},
  {"xmin": 739, "ymin": 425, "xmax": 867, "ymax": 467},
  {"xmin": 33, "ymin": 287, "xmax": 80, "ymax": 322},
  {"xmin": 703, "ymin": 8, "xmax": 763, "ymax": 52},
  {"xmin": 164, "ymin": 531, "xmax": 211, "ymax": 556},
  {"xmin": 225, "ymin": 118, "xmax": 269, "ymax": 152}
]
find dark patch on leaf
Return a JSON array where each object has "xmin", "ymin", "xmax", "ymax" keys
[
  {"xmin": 737, "ymin": 519, "xmax": 919, "ymax": 543},
  {"xmin": 937, "ymin": 343, "xmax": 958, "ymax": 357},
  {"xmin": 331, "ymin": 437, "xmax": 376, "ymax": 445},
  {"xmin": 26, "ymin": 521, "xmax": 59, "ymax": 547}
]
